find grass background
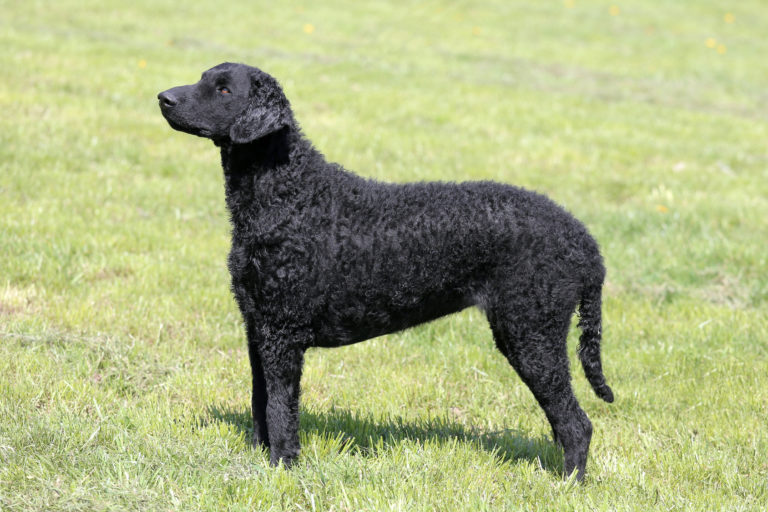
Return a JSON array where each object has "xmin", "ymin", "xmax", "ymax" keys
[{"xmin": 1, "ymin": 0, "xmax": 767, "ymax": 510}]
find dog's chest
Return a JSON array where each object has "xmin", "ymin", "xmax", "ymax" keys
[{"xmin": 227, "ymin": 208, "xmax": 318, "ymax": 298}]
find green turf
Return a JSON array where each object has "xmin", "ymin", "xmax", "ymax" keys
[{"xmin": 1, "ymin": 0, "xmax": 767, "ymax": 510}]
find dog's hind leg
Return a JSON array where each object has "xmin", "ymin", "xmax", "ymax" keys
[{"xmin": 487, "ymin": 300, "xmax": 593, "ymax": 481}]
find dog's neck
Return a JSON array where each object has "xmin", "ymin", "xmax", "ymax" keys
[
  {"xmin": 218, "ymin": 127, "xmax": 294, "ymax": 175},
  {"xmin": 218, "ymin": 127, "xmax": 322, "ymax": 232}
]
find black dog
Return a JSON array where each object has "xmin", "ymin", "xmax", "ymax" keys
[{"xmin": 158, "ymin": 62, "xmax": 613, "ymax": 480}]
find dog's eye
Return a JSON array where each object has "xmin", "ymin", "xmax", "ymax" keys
[{"xmin": 218, "ymin": 87, "xmax": 231, "ymax": 94}]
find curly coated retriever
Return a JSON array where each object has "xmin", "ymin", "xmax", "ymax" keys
[{"xmin": 158, "ymin": 62, "xmax": 613, "ymax": 480}]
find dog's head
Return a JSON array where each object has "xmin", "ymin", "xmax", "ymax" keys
[{"xmin": 158, "ymin": 62, "xmax": 292, "ymax": 145}]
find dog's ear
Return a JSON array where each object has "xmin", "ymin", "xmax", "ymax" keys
[{"xmin": 229, "ymin": 73, "xmax": 292, "ymax": 144}]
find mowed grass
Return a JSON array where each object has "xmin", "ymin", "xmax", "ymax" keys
[{"xmin": 1, "ymin": 0, "xmax": 767, "ymax": 510}]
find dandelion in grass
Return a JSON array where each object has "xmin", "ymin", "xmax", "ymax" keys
[
  {"xmin": 303, "ymin": 23, "xmax": 315, "ymax": 34},
  {"xmin": 724, "ymin": 13, "xmax": 734, "ymax": 23},
  {"xmin": 138, "ymin": 59, "xmax": 147, "ymax": 69},
  {"xmin": 705, "ymin": 38, "xmax": 717, "ymax": 48},
  {"xmin": 656, "ymin": 204, "xmax": 669, "ymax": 213},
  {"xmin": 717, "ymin": 44, "xmax": 726, "ymax": 54},
  {"xmin": 564, "ymin": 0, "xmax": 575, "ymax": 8},
  {"xmin": 610, "ymin": 5, "xmax": 620, "ymax": 16}
]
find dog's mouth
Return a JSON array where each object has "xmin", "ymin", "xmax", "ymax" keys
[{"xmin": 161, "ymin": 112, "xmax": 212, "ymax": 138}]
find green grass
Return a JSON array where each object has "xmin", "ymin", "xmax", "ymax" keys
[{"xmin": 1, "ymin": 0, "xmax": 767, "ymax": 509}]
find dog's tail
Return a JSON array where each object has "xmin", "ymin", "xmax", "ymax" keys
[{"xmin": 577, "ymin": 265, "xmax": 614, "ymax": 403}]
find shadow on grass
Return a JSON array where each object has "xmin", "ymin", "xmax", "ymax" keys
[{"xmin": 207, "ymin": 404, "xmax": 564, "ymax": 476}]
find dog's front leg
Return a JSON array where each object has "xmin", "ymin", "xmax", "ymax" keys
[
  {"xmin": 246, "ymin": 322, "xmax": 269, "ymax": 450},
  {"xmin": 258, "ymin": 333, "xmax": 306, "ymax": 468}
]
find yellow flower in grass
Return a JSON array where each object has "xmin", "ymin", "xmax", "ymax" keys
[
  {"xmin": 610, "ymin": 5, "xmax": 620, "ymax": 16},
  {"xmin": 303, "ymin": 23, "xmax": 315, "ymax": 34},
  {"xmin": 138, "ymin": 59, "xmax": 147, "ymax": 69},
  {"xmin": 705, "ymin": 38, "xmax": 717, "ymax": 48},
  {"xmin": 717, "ymin": 44, "xmax": 726, "ymax": 54},
  {"xmin": 724, "ymin": 13, "xmax": 734, "ymax": 24},
  {"xmin": 564, "ymin": 0, "xmax": 575, "ymax": 8},
  {"xmin": 656, "ymin": 204, "xmax": 669, "ymax": 213}
]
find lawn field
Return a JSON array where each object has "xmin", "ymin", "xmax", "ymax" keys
[{"xmin": 1, "ymin": 0, "xmax": 767, "ymax": 510}]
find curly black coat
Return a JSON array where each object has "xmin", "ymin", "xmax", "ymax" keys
[{"xmin": 158, "ymin": 62, "xmax": 613, "ymax": 480}]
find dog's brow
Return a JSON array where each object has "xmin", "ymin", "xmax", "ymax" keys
[{"xmin": 201, "ymin": 70, "xmax": 230, "ymax": 83}]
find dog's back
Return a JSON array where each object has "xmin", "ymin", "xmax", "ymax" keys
[{"xmin": 295, "ymin": 168, "xmax": 601, "ymax": 348}]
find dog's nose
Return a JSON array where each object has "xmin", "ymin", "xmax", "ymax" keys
[{"xmin": 158, "ymin": 91, "xmax": 178, "ymax": 108}]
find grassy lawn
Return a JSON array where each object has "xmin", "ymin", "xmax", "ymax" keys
[{"xmin": 1, "ymin": 0, "xmax": 767, "ymax": 509}]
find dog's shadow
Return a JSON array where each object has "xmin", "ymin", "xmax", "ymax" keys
[{"xmin": 207, "ymin": 404, "xmax": 564, "ymax": 476}]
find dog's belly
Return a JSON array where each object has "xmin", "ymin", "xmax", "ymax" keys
[{"xmin": 311, "ymin": 290, "xmax": 474, "ymax": 347}]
